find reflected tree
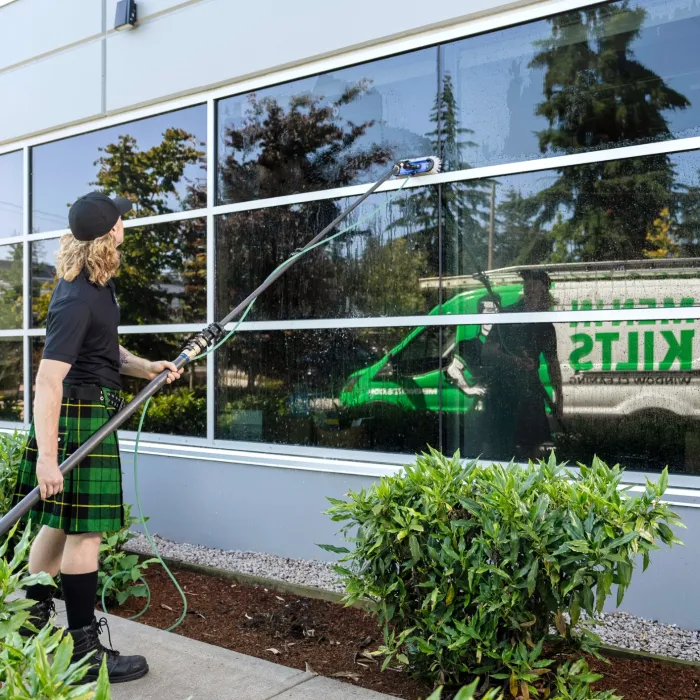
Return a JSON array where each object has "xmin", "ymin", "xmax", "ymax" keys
[
  {"xmin": 530, "ymin": 2, "xmax": 690, "ymax": 262},
  {"xmin": 217, "ymin": 82, "xmax": 393, "ymax": 387}
]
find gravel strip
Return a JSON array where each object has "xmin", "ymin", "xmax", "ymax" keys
[
  {"xmin": 124, "ymin": 533, "xmax": 345, "ymax": 593},
  {"xmin": 125, "ymin": 534, "xmax": 700, "ymax": 662},
  {"xmin": 584, "ymin": 612, "xmax": 700, "ymax": 662}
]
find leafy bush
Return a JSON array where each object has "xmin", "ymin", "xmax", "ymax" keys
[
  {"xmin": 122, "ymin": 387, "xmax": 206, "ymax": 435},
  {"xmin": 0, "ymin": 522, "xmax": 111, "ymax": 699},
  {"xmin": 324, "ymin": 450, "xmax": 681, "ymax": 697},
  {"xmin": 0, "ymin": 430, "xmax": 27, "ymax": 516},
  {"xmin": 98, "ymin": 504, "xmax": 157, "ymax": 608}
]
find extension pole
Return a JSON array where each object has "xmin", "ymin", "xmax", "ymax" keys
[{"xmin": 0, "ymin": 164, "xmax": 401, "ymax": 538}]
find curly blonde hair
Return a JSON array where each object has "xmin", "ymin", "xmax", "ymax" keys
[{"xmin": 55, "ymin": 233, "xmax": 120, "ymax": 287}]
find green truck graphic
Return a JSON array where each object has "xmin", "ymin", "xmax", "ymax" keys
[{"xmin": 338, "ymin": 261, "xmax": 700, "ymax": 464}]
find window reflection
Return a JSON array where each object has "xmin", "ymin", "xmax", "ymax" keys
[
  {"xmin": 0, "ymin": 243, "xmax": 23, "ymax": 330},
  {"xmin": 215, "ymin": 327, "xmax": 440, "ymax": 453},
  {"xmin": 442, "ymin": 149, "xmax": 700, "ymax": 311},
  {"xmin": 117, "ymin": 219, "xmax": 206, "ymax": 325},
  {"xmin": 118, "ymin": 334, "xmax": 206, "ymax": 437},
  {"xmin": 31, "ymin": 335, "xmax": 206, "ymax": 437},
  {"xmin": 30, "ymin": 221, "xmax": 206, "ymax": 327},
  {"xmin": 0, "ymin": 151, "xmax": 23, "ymax": 238},
  {"xmin": 31, "ymin": 104, "xmax": 207, "ymax": 233},
  {"xmin": 442, "ymin": 0, "xmax": 700, "ymax": 170},
  {"xmin": 440, "ymin": 312, "xmax": 700, "ymax": 473},
  {"xmin": 30, "ymin": 238, "xmax": 59, "ymax": 328},
  {"xmin": 0, "ymin": 339, "xmax": 23, "ymax": 422},
  {"xmin": 216, "ymin": 49, "xmax": 437, "ymax": 204},
  {"xmin": 216, "ymin": 187, "xmax": 439, "ymax": 321}
]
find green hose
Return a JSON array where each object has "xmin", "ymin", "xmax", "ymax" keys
[{"xmin": 102, "ymin": 175, "xmax": 413, "ymax": 629}]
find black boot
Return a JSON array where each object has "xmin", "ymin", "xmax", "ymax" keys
[
  {"xmin": 19, "ymin": 598, "xmax": 57, "ymax": 638},
  {"xmin": 68, "ymin": 617, "xmax": 149, "ymax": 683}
]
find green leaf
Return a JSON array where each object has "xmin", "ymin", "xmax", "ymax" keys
[
  {"xmin": 409, "ymin": 535, "xmax": 422, "ymax": 563},
  {"xmin": 527, "ymin": 558, "xmax": 539, "ymax": 597},
  {"xmin": 316, "ymin": 544, "xmax": 351, "ymax": 554}
]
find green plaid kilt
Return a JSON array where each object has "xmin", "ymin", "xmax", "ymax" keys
[{"xmin": 12, "ymin": 387, "xmax": 125, "ymax": 534}]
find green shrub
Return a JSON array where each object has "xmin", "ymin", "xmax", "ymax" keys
[
  {"xmin": 122, "ymin": 387, "xmax": 206, "ymax": 435},
  {"xmin": 324, "ymin": 450, "xmax": 681, "ymax": 697},
  {"xmin": 0, "ymin": 430, "xmax": 27, "ymax": 515},
  {"xmin": 0, "ymin": 522, "xmax": 112, "ymax": 699},
  {"xmin": 98, "ymin": 504, "xmax": 157, "ymax": 608}
]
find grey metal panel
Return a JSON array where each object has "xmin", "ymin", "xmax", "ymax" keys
[
  {"xmin": 105, "ymin": 0, "xmax": 532, "ymax": 111},
  {"xmin": 123, "ymin": 450, "xmax": 700, "ymax": 628},
  {"xmin": 120, "ymin": 449, "xmax": 374, "ymax": 561},
  {"xmin": 0, "ymin": 41, "xmax": 103, "ymax": 143},
  {"xmin": 0, "ymin": 0, "xmax": 102, "ymax": 71}
]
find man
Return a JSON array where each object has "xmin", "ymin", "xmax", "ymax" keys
[
  {"xmin": 480, "ymin": 270, "xmax": 563, "ymax": 461},
  {"xmin": 12, "ymin": 192, "xmax": 183, "ymax": 683}
]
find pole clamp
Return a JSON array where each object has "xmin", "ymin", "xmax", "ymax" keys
[{"xmin": 179, "ymin": 322, "xmax": 225, "ymax": 363}]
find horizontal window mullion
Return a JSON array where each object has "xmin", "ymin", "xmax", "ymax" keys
[
  {"xmin": 213, "ymin": 134, "xmax": 700, "ymax": 216},
  {"xmin": 223, "ymin": 307, "xmax": 700, "ymax": 332}
]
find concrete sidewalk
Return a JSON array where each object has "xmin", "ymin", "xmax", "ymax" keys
[{"xmin": 50, "ymin": 600, "xmax": 396, "ymax": 700}]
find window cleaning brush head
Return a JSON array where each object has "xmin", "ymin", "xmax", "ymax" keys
[{"xmin": 395, "ymin": 156, "xmax": 442, "ymax": 177}]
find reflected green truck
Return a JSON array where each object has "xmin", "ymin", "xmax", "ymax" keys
[{"xmin": 339, "ymin": 262, "xmax": 700, "ymax": 441}]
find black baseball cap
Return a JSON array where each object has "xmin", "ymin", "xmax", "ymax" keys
[{"xmin": 68, "ymin": 192, "xmax": 133, "ymax": 241}]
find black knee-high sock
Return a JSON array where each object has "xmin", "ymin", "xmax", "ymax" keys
[
  {"xmin": 61, "ymin": 571, "xmax": 98, "ymax": 630},
  {"xmin": 24, "ymin": 582, "xmax": 54, "ymax": 603}
]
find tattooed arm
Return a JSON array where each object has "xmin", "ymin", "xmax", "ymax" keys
[{"xmin": 119, "ymin": 345, "xmax": 183, "ymax": 383}]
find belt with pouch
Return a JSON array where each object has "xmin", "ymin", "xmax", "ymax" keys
[{"xmin": 62, "ymin": 384, "xmax": 126, "ymax": 412}]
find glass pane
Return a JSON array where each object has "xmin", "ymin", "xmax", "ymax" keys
[
  {"xmin": 118, "ymin": 219, "xmax": 207, "ymax": 325},
  {"xmin": 0, "ymin": 339, "xmax": 23, "ymax": 422},
  {"xmin": 118, "ymin": 334, "xmax": 206, "ymax": 437},
  {"xmin": 31, "ymin": 335, "xmax": 206, "ymax": 437},
  {"xmin": 30, "ymin": 238, "xmax": 60, "ymax": 328},
  {"xmin": 216, "ymin": 187, "xmax": 439, "ymax": 321},
  {"xmin": 215, "ymin": 327, "xmax": 440, "ymax": 453},
  {"xmin": 0, "ymin": 151, "xmax": 23, "ymax": 238},
  {"xmin": 0, "ymin": 243, "xmax": 23, "ymax": 330},
  {"xmin": 442, "ymin": 148, "xmax": 700, "ymax": 313},
  {"xmin": 31, "ymin": 104, "xmax": 207, "ymax": 233},
  {"xmin": 442, "ymin": 318, "xmax": 700, "ymax": 474},
  {"xmin": 217, "ymin": 48, "xmax": 437, "ymax": 204},
  {"xmin": 30, "ymin": 220, "xmax": 206, "ymax": 327},
  {"xmin": 442, "ymin": 0, "xmax": 700, "ymax": 170}
]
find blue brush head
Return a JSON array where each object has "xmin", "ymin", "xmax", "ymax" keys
[{"xmin": 396, "ymin": 157, "xmax": 442, "ymax": 177}]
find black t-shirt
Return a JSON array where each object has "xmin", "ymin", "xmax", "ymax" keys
[
  {"xmin": 482, "ymin": 298, "xmax": 556, "ymax": 390},
  {"xmin": 43, "ymin": 270, "xmax": 121, "ymax": 390}
]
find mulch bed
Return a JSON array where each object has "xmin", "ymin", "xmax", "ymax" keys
[{"xmin": 99, "ymin": 565, "xmax": 700, "ymax": 700}]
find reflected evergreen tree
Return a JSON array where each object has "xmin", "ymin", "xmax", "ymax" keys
[
  {"xmin": 530, "ymin": 2, "xmax": 690, "ymax": 261},
  {"xmin": 391, "ymin": 73, "xmax": 491, "ymax": 288},
  {"xmin": 494, "ymin": 188, "xmax": 549, "ymax": 267},
  {"xmin": 216, "ymin": 83, "xmax": 392, "ymax": 389}
]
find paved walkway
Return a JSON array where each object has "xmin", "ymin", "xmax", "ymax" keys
[{"xmin": 50, "ymin": 600, "xmax": 396, "ymax": 700}]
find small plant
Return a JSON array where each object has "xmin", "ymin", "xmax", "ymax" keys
[
  {"xmin": 324, "ymin": 450, "xmax": 682, "ymax": 697},
  {"xmin": 0, "ymin": 522, "xmax": 112, "ymax": 699},
  {"xmin": 427, "ymin": 680, "xmax": 504, "ymax": 699},
  {"xmin": 0, "ymin": 430, "xmax": 27, "ymax": 515},
  {"xmin": 98, "ymin": 504, "xmax": 157, "ymax": 608}
]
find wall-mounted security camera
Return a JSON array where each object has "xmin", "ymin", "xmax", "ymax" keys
[{"xmin": 115, "ymin": 0, "xmax": 137, "ymax": 31}]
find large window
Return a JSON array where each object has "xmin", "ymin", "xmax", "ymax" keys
[
  {"xmin": 0, "ymin": 339, "xmax": 23, "ymax": 423},
  {"xmin": 217, "ymin": 49, "xmax": 438, "ymax": 204},
  {"xmin": 215, "ymin": 327, "xmax": 439, "ymax": 452},
  {"xmin": 31, "ymin": 104, "xmax": 207, "ymax": 233},
  {"xmin": 0, "ymin": 151, "xmax": 22, "ymax": 238},
  {"xmin": 5, "ymin": 0, "xmax": 700, "ymax": 477},
  {"xmin": 216, "ymin": 187, "xmax": 439, "ymax": 321},
  {"xmin": 0, "ymin": 243, "xmax": 22, "ymax": 330},
  {"xmin": 442, "ymin": 0, "xmax": 700, "ymax": 169}
]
